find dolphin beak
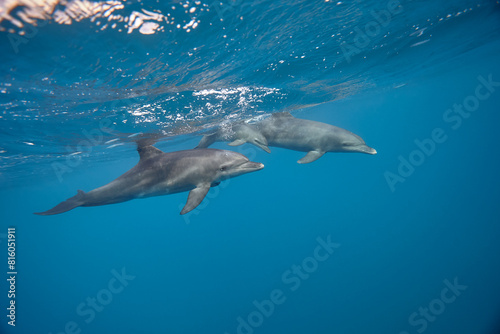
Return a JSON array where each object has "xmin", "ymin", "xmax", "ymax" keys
[
  {"xmin": 252, "ymin": 140, "xmax": 271, "ymax": 153},
  {"xmin": 257, "ymin": 144, "xmax": 271, "ymax": 153},
  {"xmin": 363, "ymin": 146, "xmax": 377, "ymax": 155},
  {"xmin": 240, "ymin": 161, "xmax": 265, "ymax": 171}
]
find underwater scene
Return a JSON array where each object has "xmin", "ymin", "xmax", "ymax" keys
[{"xmin": 1, "ymin": 0, "xmax": 500, "ymax": 333}]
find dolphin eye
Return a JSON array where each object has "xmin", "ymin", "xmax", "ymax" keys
[{"xmin": 220, "ymin": 167, "xmax": 226, "ymax": 171}]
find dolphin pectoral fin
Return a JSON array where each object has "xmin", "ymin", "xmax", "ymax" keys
[
  {"xmin": 180, "ymin": 185, "xmax": 210, "ymax": 215},
  {"xmin": 298, "ymin": 150, "xmax": 325, "ymax": 164},
  {"xmin": 34, "ymin": 190, "xmax": 86, "ymax": 215},
  {"xmin": 228, "ymin": 139, "xmax": 246, "ymax": 146}
]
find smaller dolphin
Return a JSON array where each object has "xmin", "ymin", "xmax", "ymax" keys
[
  {"xmin": 196, "ymin": 122, "xmax": 271, "ymax": 153},
  {"xmin": 256, "ymin": 112, "xmax": 377, "ymax": 163},
  {"xmin": 34, "ymin": 146, "xmax": 264, "ymax": 216}
]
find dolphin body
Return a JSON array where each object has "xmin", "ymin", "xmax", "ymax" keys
[
  {"xmin": 195, "ymin": 122, "xmax": 271, "ymax": 153},
  {"xmin": 255, "ymin": 112, "xmax": 377, "ymax": 163},
  {"xmin": 35, "ymin": 146, "xmax": 264, "ymax": 216}
]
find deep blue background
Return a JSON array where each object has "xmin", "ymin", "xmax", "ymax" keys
[{"xmin": 1, "ymin": 0, "xmax": 500, "ymax": 333}]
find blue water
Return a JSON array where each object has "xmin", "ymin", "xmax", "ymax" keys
[{"xmin": 1, "ymin": 0, "xmax": 500, "ymax": 333}]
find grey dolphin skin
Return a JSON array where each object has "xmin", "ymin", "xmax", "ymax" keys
[
  {"xmin": 195, "ymin": 112, "xmax": 377, "ymax": 163},
  {"xmin": 34, "ymin": 146, "xmax": 264, "ymax": 216},
  {"xmin": 196, "ymin": 122, "xmax": 271, "ymax": 153},
  {"xmin": 256, "ymin": 112, "xmax": 377, "ymax": 163}
]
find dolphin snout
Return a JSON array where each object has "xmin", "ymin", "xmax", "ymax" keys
[
  {"xmin": 253, "ymin": 162, "xmax": 265, "ymax": 170},
  {"xmin": 257, "ymin": 144, "xmax": 271, "ymax": 154},
  {"xmin": 242, "ymin": 161, "xmax": 265, "ymax": 171},
  {"xmin": 358, "ymin": 145, "xmax": 377, "ymax": 155}
]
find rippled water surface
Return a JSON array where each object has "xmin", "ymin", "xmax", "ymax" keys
[{"xmin": 1, "ymin": 0, "xmax": 499, "ymax": 185}]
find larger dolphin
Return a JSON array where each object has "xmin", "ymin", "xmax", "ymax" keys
[
  {"xmin": 35, "ymin": 146, "xmax": 264, "ymax": 215},
  {"xmin": 256, "ymin": 112, "xmax": 377, "ymax": 163}
]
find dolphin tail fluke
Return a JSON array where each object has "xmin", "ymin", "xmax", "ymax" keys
[
  {"xmin": 34, "ymin": 190, "xmax": 86, "ymax": 216},
  {"xmin": 195, "ymin": 133, "xmax": 217, "ymax": 149}
]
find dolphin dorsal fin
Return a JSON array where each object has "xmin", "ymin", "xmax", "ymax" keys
[
  {"xmin": 271, "ymin": 112, "xmax": 294, "ymax": 118},
  {"xmin": 137, "ymin": 145, "xmax": 163, "ymax": 161}
]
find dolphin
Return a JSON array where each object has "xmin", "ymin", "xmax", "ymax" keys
[
  {"xmin": 256, "ymin": 112, "xmax": 377, "ymax": 163},
  {"xmin": 195, "ymin": 122, "xmax": 271, "ymax": 153},
  {"xmin": 34, "ymin": 146, "xmax": 264, "ymax": 216}
]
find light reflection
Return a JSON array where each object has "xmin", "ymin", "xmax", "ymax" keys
[{"xmin": 0, "ymin": 0, "xmax": 205, "ymax": 35}]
